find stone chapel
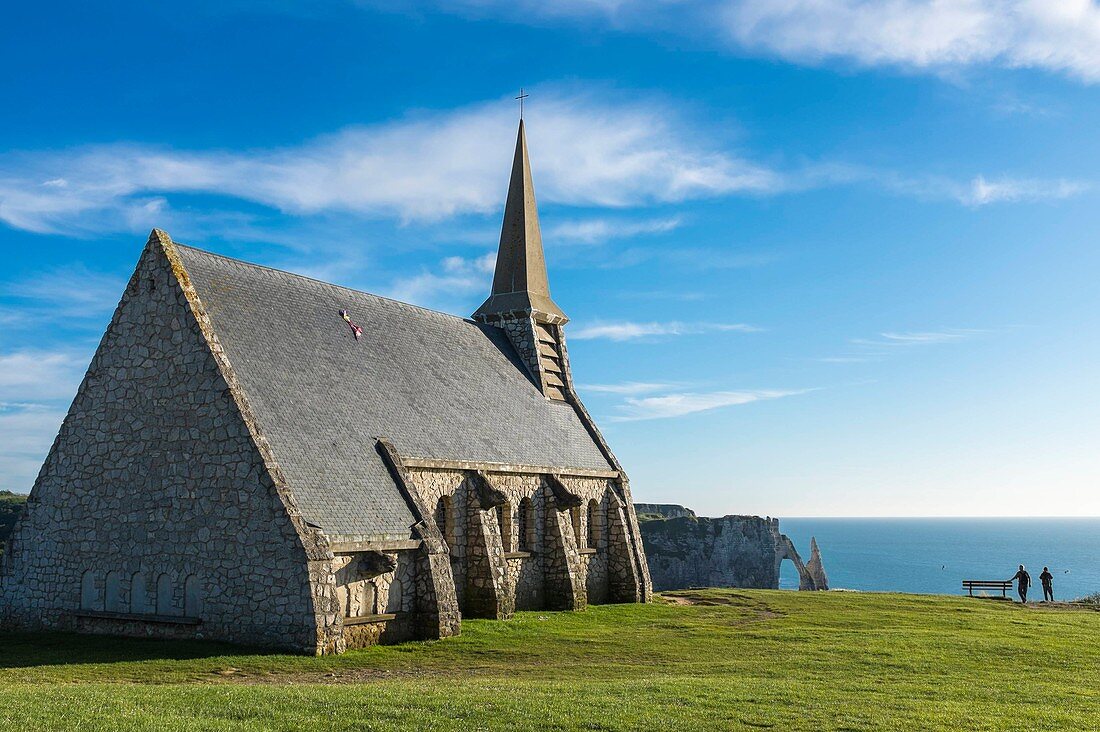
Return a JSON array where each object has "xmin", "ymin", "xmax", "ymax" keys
[{"xmin": 0, "ymin": 121, "xmax": 652, "ymax": 653}]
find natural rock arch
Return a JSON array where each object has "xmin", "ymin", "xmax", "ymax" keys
[{"xmin": 777, "ymin": 535, "xmax": 828, "ymax": 591}]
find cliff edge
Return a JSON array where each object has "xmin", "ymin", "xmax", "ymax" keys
[{"xmin": 636, "ymin": 505, "xmax": 827, "ymax": 592}]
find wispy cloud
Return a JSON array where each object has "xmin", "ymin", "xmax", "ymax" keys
[
  {"xmin": 0, "ymin": 348, "xmax": 89, "ymax": 493},
  {"xmin": 851, "ymin": 328, "xmax": 990, "ymax": 349},
  {"xmin": 722, "ymin": 0, "xmax": 1100, "ymax": 82},
  {"xmin": 610, "ymin": 388, "xmax": 808, "ymax": 421},
  {"xmin": 813, "ymin": 327, "xmax": 991, "ymax": 364},
  {"xmin": 880, "ymin": 331, "xmax": 971, "ymax": 344},
  {"xmin": 570, "ymin": 320, "xmax": 761, "ymax": 341},
  {"xmin": 0, "ymin": 404, "xmax": 65, "ymax": 493},
  {"xmin": 1, "ymin": 86, "xmax": 1087, "ymax": 242},
  {"xmin": 2, "ymin": 265, "xmax": 126, "ymax": 322},
  {"xmin": 545, "ymin": 216, "xmax": 682, "ymax": 244},
  {"xmin": 0, "ymin": 349, "xmax": 88, "ymax": 402},
  {"xmin": 0, "ymin": 266, "xmax": 125, "ymax": 343},
  {"xmin": 579, "ymin": 381, "xmax": 678, "ymax": 395},
  {"xmin": 961, "ymin": 176, "xmax": 1089, "ymax": 206},
  {"xmin": 383, "ymin": 252, "xmax": 496, "ymax": 310},
  {"xmin": 807, "ymin": 165, "xmax": 1091, "ymax": 207},
  {"xmin": 812, "ymin": 356, "xmax": 875, "ymax": 364},
  {"xmin": 0, "ymin": 88, "xmax": 781, "ymax": 237},
  {"xmin": 430, "ymin": 0, "xmax": 1100, "ymax": 83}
]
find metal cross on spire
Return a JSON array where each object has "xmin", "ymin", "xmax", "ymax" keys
[{"xmin": 515, "ymin": 88, "xmax": 529, "ymax": 120}]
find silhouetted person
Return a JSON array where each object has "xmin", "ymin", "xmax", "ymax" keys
[
  {"xmin": 1040, "ymin": 567, "xmax": 1054, "ymax": 602},
  {"xmin": 1010, "ymin": 565, "xmax": 1031, "ymax": 603}
]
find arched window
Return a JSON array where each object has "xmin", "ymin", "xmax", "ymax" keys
[
  {"xmin": 518, "ymin": 497, "xmax": 534, "ymax": 551},
  {"xmin": 570, "ymin": 506, "xmax": 584, "ymax": 548},
  {"xmin": 434, "ymin": 495, "xmax": 455, "ymax": 548},
  {"xmin": 355, "ymin": 582, "xmax": 377, "ymax": 616},
  {"xmin": 184, "ymin": 575, "xmax": 203, "ymax": 617},
  {"xmin": 80, "ymin": 570, "xmax": 100, "ymax": 611},
  {"xmin": 386, "ymin": 578, "xmax": 404, "ymax": 614},
  {"xmin": 587, "ymin": 499, "xmax": 602, "ymax": 549},
  {"xmin": 497, "ymin": 502, "xmax": 513, "ymax": 553},
  {"xmin": 156, "ymin": 574, "xmax": 175, "ymax": 616},
  {"xmin": 130, "ymin": 573, "xmax": 148, "ymax": 614},
  {"xmin": 105, "ymin": 571, "xmax": 123, "ymax": 613}
]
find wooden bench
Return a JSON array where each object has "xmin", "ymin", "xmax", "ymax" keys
[{"xmin": 963, "ymin": 580, "xmax": 1013, "ymax": 597}]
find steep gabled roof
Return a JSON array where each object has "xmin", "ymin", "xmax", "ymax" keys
[{"xmin": 173, "ymin": 242, "xmax": 613, "ymax": 541}]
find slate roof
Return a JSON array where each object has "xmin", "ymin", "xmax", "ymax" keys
[{"xmin": 175, "ymin": 245, "xmax": 614, "ymax": 541}]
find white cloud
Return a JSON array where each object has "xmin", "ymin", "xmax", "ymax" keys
[
  {"xmin": 433, "ymin": 0, "xmax": 1100, "ymax": 82},
  {"xmin": 723, "ymin": 0, "xmax": 1100, "ymax": 82},
  {"xmin": 0, "ymin": 349, "xmax": 89, "ymax": 491},
  {"xmin": 383, "ymin": 252, "xmax": 496, "ymax": 310},
  {"xmin": 0, "ymin": 350, "xmax": 87, "ymax": 402},
  {"xmin": 0, "ymin": 89, "xmax": 1084, "ymax": 242},
  {"xmin": 611, "ymin": 388, "xmax": 807, "ymax": 421},
  {"xmin": 851, "ymin": 328, "xmax": 989, "ymax": 349},
  {"xmin": 812, "ymin": 356, "xmax": 874, "ymax": 363},
  {"xmin": 545, "ymin": 216, "xmax": 682, "ymax": 244},
  {"xmin": 961, "ymin": 176, "xmax": 1089, "ymax": 206},
  {"xmin": 0, "ymin": 405, "xmax": 66, "ymax": 493},
  {"xmin": 0, "ymin": 89, "xmax": 781, "ymax": 236},
  {"xmin": 579, "ymin": 381, "xmax": 678, "ymax": 395},
  {"xmin": 0, "ymin": 266, "xmax": 125, "ymax": 338},
  {"xmin": 570, "ymin": 320, "xmax": 760, "ymax": 341},
  {"xmin": 879, "ymin": 331, "xmax": 969, "ymax": 344},
  {"xmin": 808, "ymin": 165, "xmax": 1090, "ymax": 207},
  {"xmin": 5, "ymin": 265, "xmax": 126, "ymax": 315},
  {"xmin": 814, "ymin": 328, "xmax": 992, "ymax": 362}
]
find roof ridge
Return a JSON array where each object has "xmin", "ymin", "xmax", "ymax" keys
[{"xmin": 172, "ymin": 243, "xmax": 492, "ymax": 328}]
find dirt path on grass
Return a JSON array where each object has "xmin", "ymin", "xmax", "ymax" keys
[{"xmin": 657, "ymin": 590, "xmax": 785, "ymax": 621}]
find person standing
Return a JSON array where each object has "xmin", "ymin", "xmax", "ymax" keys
[
  {"xmin": 1010, "ymin": 565, "xmax": 1031, "ymax": 603},
  {"xmin": 1040, "ymin": 567, "xmax": 1054, "ymax": 602}
]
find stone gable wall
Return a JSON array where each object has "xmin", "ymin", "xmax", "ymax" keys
[{"xmin": 0, "ymin": 240, "xmax": 319, "ymax": 651}]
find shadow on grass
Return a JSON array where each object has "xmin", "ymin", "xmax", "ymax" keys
[{"xmin": 0, "ymin": 631, "xmax": 279, "ymax": 668}]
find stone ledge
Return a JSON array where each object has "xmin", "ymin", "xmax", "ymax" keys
[
  {"xmin": 504, "ymin": 551, "xmax": 533, "ymax": 559},
  {"xmin": 72, "ymin": 610, "xmax": 202, "ymax": 626},
  {"xmin": 342, "ymin": 613, "xmax": 399, "ymax": 626},
  {"xmin": 401, "ymin": 456, "xmax": 620, "ymax": 480},
  {"xmin": 329, "ymin": 539, "xmax": 422, "ymax": 554},
  {"xmin": 577, "ymin": 548, "xmax": 597, "ymax": 556}
]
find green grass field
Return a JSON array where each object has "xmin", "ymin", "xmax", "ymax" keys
[{"xmin": 1, "ymin": 590, "xmax": 1097, "ymax": 731}]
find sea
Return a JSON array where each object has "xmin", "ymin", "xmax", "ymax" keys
[{"xmin": 776, "ymin": 518, "xmax": 1100, "ymax": 601}]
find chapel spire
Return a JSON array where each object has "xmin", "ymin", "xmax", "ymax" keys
[
  {"xmin": 473, "ymin": 119, "xmax": 571, "ymax": 401},
  {"xmin": 472, "ymin": 119, "xmax": 567, "ymax": 325}
]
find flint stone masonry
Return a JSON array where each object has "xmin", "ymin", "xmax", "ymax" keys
[{"xmin": 637, "ymin": 504, "xmax": 827, "ymax": 592}]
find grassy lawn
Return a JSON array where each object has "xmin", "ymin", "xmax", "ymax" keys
[{"xmin": 1, "ymin": 590, "xmax": 1097, "ymax": 731}]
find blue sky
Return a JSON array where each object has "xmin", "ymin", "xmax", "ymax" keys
[{"xmin": 2, "ymin": 1, "xmax": 1098, "ymax": 516}]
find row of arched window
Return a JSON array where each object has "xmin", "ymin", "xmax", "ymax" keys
[
  {"xmin": 79, "ymin": 570, "xmax": 203, "ymax": 618},
  {"xmin": 434, "ymin": 495, "xmax": 605, "ymax": 554}
]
